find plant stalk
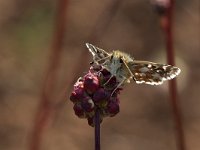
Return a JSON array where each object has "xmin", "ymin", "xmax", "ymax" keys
[
  {"xmin": 95, "ymin": 109, "xmax": 101, "ymax": 150},
  {"xmin": 161, "ymin": 0, "xmax": 186, "ymax": 150}
]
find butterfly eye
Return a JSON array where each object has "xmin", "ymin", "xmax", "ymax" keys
[
  {"xmin": 110, "ymin": 55, "xmax": 113, "ymax": 60},
  {"xmin": 119, "ymin": 58, "xmax": 123, "ymax": 63}
]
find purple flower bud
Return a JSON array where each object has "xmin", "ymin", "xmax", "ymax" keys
[
  {"xmin": 70, "ymin": 80, "xmax": 87, "ymax": 102},
  {"xmin": 104, "ymin": 76, "xmax": 117, "ymax": 89},
  {"xmin": 87, "ymin": 117, "xmax": 95, "ymax": 127},
  {"xmin": 73, "ymin": 104, "xmax": 86, "ymax": 118},
  {"xmin": 89, "ymin": 64, "xmax": 102, "ymax": 72},
  {"xmin": 93, "ymin": 88, "xmax": 109, "ymax": 105},
  {"xmin": 107, "ymin": 100, "xmax": 120, "ymax": 117},
  {"xmin": 101, "ymin": 68, "xmax": 111, "ymax": 77},
  {"xmin": 70, "ymin": 88, "xmax": 86, "ymax": 103},
  {"xmin": 99, "ymin": 73, "xmax": 118, "ymax": 90},
  {"xmin": 87, "ymin": 116, "xmax": 103, "ymax": 127},
  {"xmin": 81, "ymin": 98, "xmax": 95, "ymax": 112},
  {"xmin": 84, "ymin": 73, "xmax": 99, "ymax": 94},
  {"xmin": 74, "ymin": 78, "xmax": 84, "ymax": 88},
  {"xmin": 151, "ymin": 0, "xmax": 170, "ymax": 15}
]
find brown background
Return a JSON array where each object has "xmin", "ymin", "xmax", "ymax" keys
[{"xmin": 0, "ymin": 0, "xmax": 199, "ymax": 150}]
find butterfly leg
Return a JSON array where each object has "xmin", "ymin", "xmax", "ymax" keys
[
  {"xmin": 121, "ymin": 58, "xmax": 136, "ymax": 81},
  {"xmin": 90, "ymin": 55, "xmax": 111, "ymax": 67},
  {"xmin": 96, "ymin": 55, "xmax": 111, "ymax": 64},
  {"xmin": 110, "ymin": 78, "xmax": 125, "ymax": 97},
  {"xmin": 101, "ymin": 59, "xmax": 109, "ymax": 66},
  {"xmin": 103, "ymin": 75, "xmax": 114, "ymax": 86}
]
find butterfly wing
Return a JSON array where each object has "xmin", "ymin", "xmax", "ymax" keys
[
  {"xmin": 86, "ymin": 43, "xmax": 111, "ymax": 64},
  {"xmin": 128, "ymin": 60, "xmax": 181, "ymax": 85}
]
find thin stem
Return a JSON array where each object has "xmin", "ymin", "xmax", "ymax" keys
[
  {"xmin": 95, "ymin": 109, "xmax": 101, "ymax": 150},
  {"xmin": 160, "ymin": 0, "xmax": 186, "ymax": 150},
  {"xmin": 30, "ymin": 0, "xmax": 69, "ymax": 150}
]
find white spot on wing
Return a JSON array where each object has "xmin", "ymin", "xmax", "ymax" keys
[
  {"xmin": 175, "ymin": 68, "xmax": 181, "ymax": 75},
  {"xmin": 162, "ymin": 65, "xmax": 169, "ymax": 70},
  {"xmin": 147, "ymin": 64, "xmax": 152, "ymax": 68},
  {"xmin": 136, "ymin": 80, "xmax": 163, "ymax": 85}
]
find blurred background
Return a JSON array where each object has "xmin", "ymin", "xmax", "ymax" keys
[{"xmin": 0, "ymin": 0, "xmax": 199, "ymax": 150}]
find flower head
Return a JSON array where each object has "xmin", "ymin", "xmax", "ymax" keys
[{"xmin": 70, "ymin": 65, "xmax": 122, "ymax": 127}]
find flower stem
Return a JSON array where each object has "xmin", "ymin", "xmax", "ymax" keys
[
  {"xmin": 160, "ymin": 1, "xmax": 186, "ymax": 150},
  {"xmin": 95, "ymin": 109, "xmax": 101, "ymax": 150}
]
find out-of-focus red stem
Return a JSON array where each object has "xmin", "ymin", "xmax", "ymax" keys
[
  {"xmin": 160, "ymin": 1, "xmax": 186, "ymax": 150},
  {"xmin": 30, "ymin": 0, "xmax": 68, "ymax": 150}
]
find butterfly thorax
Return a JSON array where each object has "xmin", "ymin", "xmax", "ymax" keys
[{"xmin": 106, "ymin": 50, "xmax": 134, "ymax": 83}]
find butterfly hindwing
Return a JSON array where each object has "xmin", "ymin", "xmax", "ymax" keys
[{"xmin": 128, "ymin": 61, "xmax": 181, "ymax": 85}]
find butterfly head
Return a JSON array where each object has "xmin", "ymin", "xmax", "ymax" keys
[
  {"xmin": 108, "ymin": 51, "xmax": 125, "ymax": 75},
  {"xmin": 110, "ymin": 50, "xmax": 133, "ymax": 67},
  {"xmin": 111, "ymin": 51, "xmax": 124, "ymax": 63}
]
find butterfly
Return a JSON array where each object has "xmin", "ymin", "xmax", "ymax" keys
[{"xmin": 86, "ymin": 43, "xmax": 181, "ymax": 87}]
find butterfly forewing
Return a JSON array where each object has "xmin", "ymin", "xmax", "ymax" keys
[
  {"xmin": 128, "ymin": 61, "xmax": 181, "ymax": 85},
  {"xmin": 86, "ymin": 43, "xmax": 110, "ymax": 64}
]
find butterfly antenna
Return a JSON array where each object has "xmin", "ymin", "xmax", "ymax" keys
[
  {"xmin": 111, "ymin": 78, "xmax": 125, "ymax": 97},
  {"xmin": 96, "ymin": 55, "xmax": 111, "ymax": 63}
]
